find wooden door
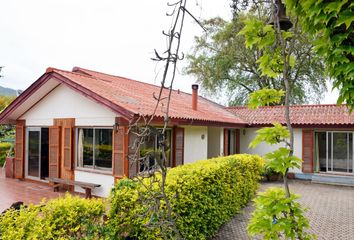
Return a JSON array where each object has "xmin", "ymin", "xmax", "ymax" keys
[
  {"xmin": 48, "ymin": 126, "xmax": 60, "ymax": 178},
  {"xmin": 14, "ymin": 120, "xmax": 25, "ymax": 179},
  {"xmin": 173, "ymin": 127, "xmax": 184, "ymax": 166},
  {"xmin": 53, "ymin": 118, "xmax": 75, "ymax": 180},
  {"xmin": 302, "ymin": 130, "xmax": 314, "ymax": 173}
]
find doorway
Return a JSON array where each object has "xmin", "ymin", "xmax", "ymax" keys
[
  {"xmin": 26, "ymin": 127, "xmax": 49, "ymax": 180},
  {"xmin": 317, "ymin": 131, "xmax": 354, "ymax": 174}
]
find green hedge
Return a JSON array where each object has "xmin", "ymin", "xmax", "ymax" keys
[
  {"xmin": 108, "ymin": 154, "xmax": 264, "ymax": 239},
  {"xmin": 0, "ymin": 142, "xmax": 12, "ymax": 167},
  {"xmin": 0, "ymin": 194, "xmax": 105, "ymax": 239},
  {"xmin": 0, "ymin": 154, "xmax": 264, "ymax": 239}
]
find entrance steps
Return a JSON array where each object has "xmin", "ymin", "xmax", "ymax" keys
[{"xmin": 295, "ymin": 173, "xmax": 354, "ymax": 186}]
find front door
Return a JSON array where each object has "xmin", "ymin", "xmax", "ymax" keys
[{"xmin": 26, "ymin": 127, "xmax": 49, "ymax": 180}]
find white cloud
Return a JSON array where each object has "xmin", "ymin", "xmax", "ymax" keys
[{"xmin": 0, "ymin": 0, "xmax": 338, "ymax": 104}]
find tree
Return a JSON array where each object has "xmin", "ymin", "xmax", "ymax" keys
[
  {"xmin": 233, "ymin": 1, "xmax": 314, "ymax": 238},
  {"xmin": 185, "ymin": 9, "xmax": 327, "ymax": 105},
  {"xmin": 285, "ymin": 0, "xmax": 354, "ymax": 109},
  {"xmin": 0, "ymin": 95, "xmax": 15, "ymax": 111},
  {"xmin": 0, "ymin": 94, "xmax": 16, "ymax": 140}
]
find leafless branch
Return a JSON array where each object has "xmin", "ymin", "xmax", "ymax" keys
[{"xmin": 126, "ymin": 0, "xmax": 203, "ymax": 238}]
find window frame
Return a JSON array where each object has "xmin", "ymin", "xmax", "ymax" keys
[{"xmin": 76, "ymin": 127, "xmax": 113, "ymax": 172}]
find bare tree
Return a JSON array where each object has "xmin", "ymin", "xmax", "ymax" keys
[{"xmin": 126, "ymin": 1, "xmax": 203, "ymax": 238}]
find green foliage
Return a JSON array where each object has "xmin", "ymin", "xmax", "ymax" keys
[
  {"xmin": 248, "ymin": 188, "xmax": 314, "ymax": 240},
  {"xmin": 0, "ymin": 142, "xmax": 13, "ymax": 166},
  {"xmin": 262, "ymin": 165, "xmax": 281, "ymax": 181},
  {"xmin": 249, "ymin": 123, "xmax": 289, "ymax": 148},
  {"xmin": 108, "ymin": 154, "xmax": 264, "ymax": 240},
  {"xmin": 185, "ymin": 11, "xmax": 327, "ymax": 105},
  {"xmin": 248, "ymin": 88, "xmax": 284, "ymax": 109},
  {"xmin": 285, "ymin": 0, "xmax": 354, "ymax": 109},
  {"xmin": 265, "ymin": 148, "xmax": 302, "ymax": 176},
  {"xmin": 238, "ymin": 16, "xmax": 294, "ymax": 79},
  {"xmin": 0, "ymin": 95, "xmax": 16, "ymax": 146},
  {"xmin": 0, "ymin": 194, "xmax": 105, "ymax": 239},
  {"xmin": 0, "ymin": 125, "xmax": 15, "ymax": 140},
  {"xmin": 0, "ymin": 95, "xmax": 15, "ymax": 111}
]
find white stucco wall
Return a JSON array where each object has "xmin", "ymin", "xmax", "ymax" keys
[
  {"xmin": 74, "ymin": 170, "xmax": 115, "ymax": 197},
  {"xmin": 183, "ymin": 126, "xmax": 208, "ymax": 164},
  {"xmin": 240, "ymin": 128, "xmax": 302, "ymax": 173},
  {"xmin": 21, "ymin": 83, "xmax": 117, "ymax": 126},
  {"xmin": 207, "ymin": 127, "xmax": 223, "ymax": 158}
]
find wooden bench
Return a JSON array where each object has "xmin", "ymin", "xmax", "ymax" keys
[{"xmin": 46, "ymin": 178, "xmax": 101, "ymax": 198}]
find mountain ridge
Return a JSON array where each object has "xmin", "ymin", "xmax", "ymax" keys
[{"xmin": 0, "ymin": 85, "xmax": 18, "ymax": 96}]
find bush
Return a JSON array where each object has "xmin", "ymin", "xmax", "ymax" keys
[
  {"xmin": 0, "ymin": 142, "xmax": 13, "ymax": 167},
  {"xmin": 248, "ymin": 187, "xmax": 314, "ymax": 240},
  {"xmin": 108, "ymin": 154, "xmax": 264, "ymax": 239},
  {"xmin": 0, "ymin": 194, "xmax": 105, "ymax": 240}
]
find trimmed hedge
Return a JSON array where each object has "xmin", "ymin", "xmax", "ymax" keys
[
  {"xmin": 0, "ymin": 154, "xmax": 263, "ymax": 239},
  {"xmin": 0, "ymin": 194, "xmax": 105, "ymax": 239},
  {"xmin": 108, "ymin": 154, "xmax": 264, "ymax": 239}
]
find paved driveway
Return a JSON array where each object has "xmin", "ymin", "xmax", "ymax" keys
[{"xmin": 213, "ymin": 180, "xmax": 354, "ymax": 240}]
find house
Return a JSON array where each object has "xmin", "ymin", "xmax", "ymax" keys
[
  {"xmin": 227, "ymin": 105, "xmax": 354, "ymax": 183},
  {"xmin": 0, "ymin": 67, "xmax": 245, "ymax": 197},
  {"xmin": 1, "ymin": 67, "xmax": 353, "ymax": 197}
]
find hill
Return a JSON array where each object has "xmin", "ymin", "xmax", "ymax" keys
[{"xmin": 0, "ymin": 85, "xmax": 18, "ymax": 96}]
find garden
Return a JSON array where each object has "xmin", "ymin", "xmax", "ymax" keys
[{"xmin": 0, "ymin": 154, "xmax": 264, "ymax": 239}]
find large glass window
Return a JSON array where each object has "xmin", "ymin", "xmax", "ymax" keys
[
  {"xmin": 77, "ymin": 128, "xmax": 113, "ymax": 171},
  {"xmin": 316, "ymin": 131, "xmax": 354, "ymax": 173},
  {"xmin": 139, "ymin": 129, "xmax": 172, "ymax": 172}
]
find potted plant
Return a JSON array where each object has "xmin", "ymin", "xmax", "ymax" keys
[{"xmin": 263, "ymin": 166, "xmax": 282, "ymax": 182}]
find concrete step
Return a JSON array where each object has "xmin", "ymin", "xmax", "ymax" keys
[{"xmin": 311, "ymin": 173, "xmax": 354, "ymax": 186}]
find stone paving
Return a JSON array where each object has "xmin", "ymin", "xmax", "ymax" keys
[
  {"xmin": 0, "ymin": 168, "xmax": 78, "ymax": 212},
  {"xmin": 213, "ymin": 180, "xmax": 354, "ymax": 240}
]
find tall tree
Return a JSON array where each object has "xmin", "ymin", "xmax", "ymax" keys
[
  {"xmin": 185, "ymin": 9, "xmax": 327, "ymax": 105},
  {"xmin": 284, "ymin": 0, "xmax": 354, "ymax": 109},
  {"xmin": 236, "ymin": 1, "xmax": 314, "ymax": 238}
]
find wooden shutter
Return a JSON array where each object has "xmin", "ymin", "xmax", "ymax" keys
[
  {"xmin": 235, "ymin": 129, "xmax": 240, "ymax": 154},
  {"xmin": 302, "ymin": 130, "xmax": 314, "ymax": 173},
  {"xmin": 174, "ymin": 127, "xmax": 184, "ymax": 166},
  {"xmin": 63, "ymin": 127, "xmax": 72, "ymax": 170},
  {"xmin": 113, "ymin": 126, "xmax": 128, "ymax": 177},
  {"xmin": 14, "ymin": 120, "xmax": 25, "ymax": 179},
  {"xmin": 223, "ymin": 129, "xmax": 229, "ymax": 156},
  {"xmin": 49, "ymin": 126, "xmax": 60, "ymax": 178}
]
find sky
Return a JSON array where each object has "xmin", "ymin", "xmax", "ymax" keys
[{"xmin": 0, "ymin": 0, "xmax": 338, "ymax": 104}]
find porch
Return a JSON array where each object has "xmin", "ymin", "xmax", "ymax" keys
[{"xmin": 0, "ymin": 168, "xmax": 77, "ymax": 212}]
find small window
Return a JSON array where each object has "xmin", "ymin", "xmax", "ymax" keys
[
  {"xmin": 139, "ymin": 129, "xmax": 172, "ymax": 172},
  {"xmin": 77, "ymin": 128, "xmax": 113, "ymax": 171}
]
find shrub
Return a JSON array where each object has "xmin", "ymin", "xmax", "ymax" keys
[
  {"xmin": 0, "ymin": 142, "xmax": 13, "ymax": 167},
  {"xmin": 0, "ymin": 194, "xmax": 105, "ymax": 240},
  {"xmin": 108, "ymin": 154, "xmax": 264, "ymax": 240},
  {"xmin": 248, "ymin": 187, "xmax": 314, "ymax": 240}
]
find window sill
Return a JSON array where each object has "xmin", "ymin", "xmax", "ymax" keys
[{"xmin": 75, "ymin": 167, "xmax": 113, "ymax": 176}]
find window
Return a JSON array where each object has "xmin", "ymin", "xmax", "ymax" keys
[
  {"xmin": 77, "ymin": 128, "xmax": 113, "ymax": 171},
  {"xmin": 140, "ymin": 129, "xmax": 172, "ymax": 172},
  {"xmin": 316, "ymin": 131, "xmax": 354, "ymax": 173}
]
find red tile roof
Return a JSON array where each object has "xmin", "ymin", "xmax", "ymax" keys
[
  {"xmin": 45, "ymin": 67, "xmax": 246, "ymax": 125},
  {"xmin": 227, "ymin": 105, "xmax": 354, "ymax": 126}
]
